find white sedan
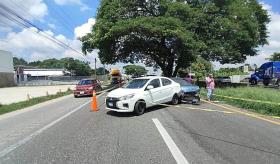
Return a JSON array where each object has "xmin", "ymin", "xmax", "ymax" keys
[{"xmin": 106, "ymin": 76, "xmax": 181, "ymax": 115}]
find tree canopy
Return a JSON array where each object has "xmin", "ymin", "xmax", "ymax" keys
[
  {"xmin": 95, "ymin": 67, "xmax": 109, "ymax": 75},
  {"xmin": 267, "ymin": 52, "xmax": 280, "ymax": 61},
  {"xmin": 178, "ymin": 56, "xmax": 213, "ymax": 80},
  {"xmin": 123, "ymin": 64, "xmax": 148, "ymax": 76},
  {"xmin": 13, "ymin": 57, "xmax": 28, "ymax": 66},
  {"xmin": 81, "ymin": 0, "xmax": 269, "ymax": 77}
]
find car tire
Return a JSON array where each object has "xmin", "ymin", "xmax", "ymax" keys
[
  {"xmin": 250, "ymin": 79, "xmax": 257, "ymax": 85},
  {"xmin": 96, "ymin": 86, "xmax": 102, "ymax": 92},
  {"xmin": 263, "ymin": 79, "xmax": 270, "ymax": 86},
  {"xmin": 171, "ymin": 94, "xmax": 179, "ymax": 105},
  {"xmin": 74, "ymin": 95, "xmax": 78, "ymax": 98},
  {"xmin": 134, "ymin": 100, "xmax": 146, "ymax": 116}
]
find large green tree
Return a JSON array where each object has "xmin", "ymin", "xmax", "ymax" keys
[
  {"xmin": 82, "ymin": 0, "xmax": 269, "ymax": 77},
  {"xmin": 29, "ymin": 58, "xmax": 93, "ymax": 76},
  {"xmin": 178, "ymin": 56, "xmax": 213, "ymax": 81},
  {"xmin": 123, "ymin": 64, "xmax": 148, "ymax": 76},
  {"xmin": 267, "ymin": 52, "xmax": 280, "ymax": 61},
  {"xmin": 13, "ymin": 57, "xmax": 28, "ymax": 66}
]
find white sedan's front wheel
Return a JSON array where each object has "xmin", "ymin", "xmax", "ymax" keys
[
  {"xmin": 171, "ymin": 94, "xmax": 179, "ymax": 105},
  {"xmin": 134, "ymin": 101, "xmax": 146, "ymax": 116}
]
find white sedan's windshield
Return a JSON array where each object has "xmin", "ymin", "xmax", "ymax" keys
[{"xmin": 123, "ymin": 79, "xmax": 149, "ymax": 89}]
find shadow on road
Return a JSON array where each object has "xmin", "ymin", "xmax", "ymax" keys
[{"xmin": 106, "ymin": 105, "xmax": 168, "ymax": 117}]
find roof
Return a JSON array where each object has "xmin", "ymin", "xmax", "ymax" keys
[{"xmin": 23, "ymin": 68, "xmax": 65, "ymax": 71}]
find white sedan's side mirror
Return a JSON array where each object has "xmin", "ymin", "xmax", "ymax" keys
[{"xmin": 146, "ymin": 85, "xmax": 154, "ymax": 90}]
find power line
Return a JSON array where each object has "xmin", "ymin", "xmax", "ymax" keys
[{"xmin": 0, "ymin": 2, "xmax": 88, "ymax": 61}]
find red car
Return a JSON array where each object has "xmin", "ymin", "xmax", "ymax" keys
[{"xmin": 74, "ymin": 79, "xmax": 102, "ymax": 98}]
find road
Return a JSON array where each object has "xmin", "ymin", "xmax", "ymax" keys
[{"xmin": 0, "ymin": 90, "xmax": 279, "ymax": 164}]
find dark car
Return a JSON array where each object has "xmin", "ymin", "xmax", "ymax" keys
[
  {"xmin": 171, "ymin": 78, "xmax": 200, "ymax": 104},
  {"xmin": 74, "ymin": 79, "xmax": 102, "ymax": 98}
]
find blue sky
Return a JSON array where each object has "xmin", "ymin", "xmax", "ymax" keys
[{"xmin": 0, "ymin": 0, "xmax": 279, "ymax": 72}]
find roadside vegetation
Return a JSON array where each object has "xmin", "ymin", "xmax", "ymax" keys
[
  {"xmin": 0, "ymin": 90, "xmax": 72, "ymax": 115},
  {"xmin": 202, "ymin": 87, "xmax": 280, "ymax": 117}
]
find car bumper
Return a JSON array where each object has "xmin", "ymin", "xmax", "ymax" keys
[
  {"xmin": 74, "ymin": 90, "xmax": 92, "ymax": 96},
  {"xmin": 181, "ymin": 92, "xmax": 200, "ymax": 101},
  {"xmin": 106, "ymin": 97, "xmax": 135, "ymax": 112}
]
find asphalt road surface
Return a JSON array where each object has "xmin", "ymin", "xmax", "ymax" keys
[{"xmin": 0, "ymin": 90, "xmax": 279, "ymax": 164}]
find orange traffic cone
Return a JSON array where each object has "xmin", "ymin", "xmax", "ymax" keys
[{"xmin": 91, "ymin": 90, "xmax": 98, "ymax": 112}]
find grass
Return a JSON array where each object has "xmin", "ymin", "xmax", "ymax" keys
[
  {"xmin": 201, "ymin": 87, "xmax": 280, "ymax": 116},
  {"xmin": 0, "ymin": 90, "xmax": 72, "ymax": 115}
]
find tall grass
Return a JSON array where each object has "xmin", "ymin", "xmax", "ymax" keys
[{"xmin": 202, "ymin": 87, "xmax": 280, "ymax": 116}]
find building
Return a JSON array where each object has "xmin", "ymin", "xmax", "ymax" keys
[
  {"xmin": 16, "ymin": 67, "xmax": 71, "ymax": 81},
  {"xmin": 0, "ymin": 50, "xmax": 15, "ymax": 87}
]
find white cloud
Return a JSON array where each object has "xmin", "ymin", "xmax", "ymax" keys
[
  {"xmin": 0, "ymin": 27, "xmax": 65, "ymax": 61},
  {"xmin": 53, "ymin": 0, "xmax": 90, "ymax": 11},
  {"xmin": 48, "ymin": 23, "xmax": 56, "ymax": 29},
  {"xmin": 0, "ymin": 0, "xmax": 48, "ymax": 24},
  {"xmin": 74, "ymin": 18, "xmax": 95, "ymax": 39}
]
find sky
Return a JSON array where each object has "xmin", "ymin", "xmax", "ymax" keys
[{"xmin": 0, "ymin": 0, "xmax": 280, "ymax": 73}]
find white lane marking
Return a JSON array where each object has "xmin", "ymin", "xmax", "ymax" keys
[
  {"xmin": 152, "ymin": 118, "xmax": 189, "ymax": 164},
  {"xmin": 0, "ymin": 91, "xmax": 107, "ymax": 158}
]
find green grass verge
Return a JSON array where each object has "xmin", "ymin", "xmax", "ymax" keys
[
  {"xmin": 0, "ymin": 90, "xmax": 72, "ymax": 115},
  {"xmin": 201, "ymin": 87, "xmax": 280, "ymax": 117}
]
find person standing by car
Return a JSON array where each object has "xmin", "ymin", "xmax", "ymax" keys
[{"xmin": 205, "ymin": 74, "xmax": 215, "ymax": 101}]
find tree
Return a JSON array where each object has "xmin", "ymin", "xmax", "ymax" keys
[
  {"xmin": 28, "ymin": 58, "xmax": 93, "ymax": 76},
  {"xmin": 214, "ymin": 68, "xmax": 247, "ymax": 77},
  {"xmin": 95, "ymin": 67, "xmax": 109, "ymax": 75},
  {"xmin": 178, "ymin": 56, "xmax": 213, "ymax": 81},
  {"xmin": 267, "ymin": 52, "xmax": 280, "ymax": 61},
  {"xmin": 81, "ymin": 0, "xmax": 269, "ymax": 77},
  {"xmin": 13, "ymin": 57, "xmax": 28, "ymax": 66},
  {"xmin": 123, "ymin": 65, "xmax": 148, "ymax": 76}
]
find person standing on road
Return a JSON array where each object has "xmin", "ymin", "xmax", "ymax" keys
[{"xmin": 206, "ymin": 74, "xmax": 215, "ymax": 101}]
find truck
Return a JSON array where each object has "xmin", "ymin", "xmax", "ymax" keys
[
  {"xmin": 111, "ymin": 68, "xmax": 122, "ymax": 84},
  {"xmin": 249, "ymin": 61, "xmax": 280, "ymax": 86}
]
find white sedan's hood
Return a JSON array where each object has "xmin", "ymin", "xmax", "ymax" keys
[{"xmin": 107, "ymin": 88, "xmax": 140, "ymax": 98}]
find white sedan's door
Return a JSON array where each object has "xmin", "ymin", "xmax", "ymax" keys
[
  {"xmin": 160, "ymin": 78, "xmax": 174, "ymax": 102},
  {"xmin": 144, "ymin": 78, "xmax": 162, "ymax": 106}
]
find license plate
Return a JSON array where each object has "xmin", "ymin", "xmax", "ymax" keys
[
  {"xmin": 80, "ymin": 91, "xmax": 84, "ymax": 94},
  {"xmin": 108, "ymin": 102, "xmax": 113, "ymax": 107}
]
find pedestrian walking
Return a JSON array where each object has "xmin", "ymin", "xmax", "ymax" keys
[{"xmin": 205, "ymin": 74, "xmax": 215, "ymax": 101}]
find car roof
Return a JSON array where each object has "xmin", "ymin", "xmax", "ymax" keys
[{"xmin": 135, "ymin": 76, "xmax": 168, "ymax": 80}]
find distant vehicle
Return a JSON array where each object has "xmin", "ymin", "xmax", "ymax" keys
[
  {"xmin": 106, "ymin": 76, "xmax": 181, "ymax": 115},
  {"xmin": 215, "ymin": 76, "xmax": 231, "ymax": 84},
  {"xmin": 111, "ymin": 68, "xmax": 122, "ymax": 84},
  {"xmin": 249, "ymin": 62, "xmax": 280, "ymax": 86},
  {"xmin": 74, "ymin": 79, "xmax": 102, "ymax": 98},
  {"xmin": 171, "ymin": 78, "xmax": 200, "ymax": 104}
]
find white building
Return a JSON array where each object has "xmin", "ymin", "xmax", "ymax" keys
[
  {"xmin": 23, "ymin": 69, "xmax": 67, "ymax": 77},
  {"xmin": 0, "ymin": 50, "xmax": 15, "ymax": 87}
]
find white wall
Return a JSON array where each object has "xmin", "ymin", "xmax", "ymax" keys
[{"xmin": 0, "ymin": 50, "xmax": 13, "ymax": 73}]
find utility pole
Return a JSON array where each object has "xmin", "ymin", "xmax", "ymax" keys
[{"xmin": 94, "ymin": 58, "xmax": 97, "ymax": 79}]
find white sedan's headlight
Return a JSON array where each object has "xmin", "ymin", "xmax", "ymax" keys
[{"xmin": 119, "ymin": 94, "xmax": 135, "ymax": 101}]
